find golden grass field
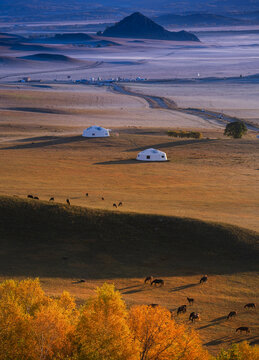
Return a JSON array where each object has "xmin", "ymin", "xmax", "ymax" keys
[{"xmin": 0, "ymin": 85, "xmax": 258, "ymax": 356}]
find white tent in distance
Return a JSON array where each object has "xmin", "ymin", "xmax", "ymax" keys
[
  {"xmin": 82, "ymin": 126, "xmax": 110, "ymax": 138},
  {"xmin": 136, "ymin": 148, "xmax": 167, "ymax": 162}
]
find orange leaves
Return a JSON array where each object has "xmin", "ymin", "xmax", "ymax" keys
[
  {"xmin": 1, "ymin": 279, "xmax": 256, "ymax": 360},
  {"xmin": 129, "ymin": 305, "xmax": 211, "ymax": 360},
  {"xmin": 76, "ymin": 283, "xmax": 137, "ymax": 360}
]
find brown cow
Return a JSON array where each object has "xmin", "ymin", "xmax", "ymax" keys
[{"xmin": 244, "ymin": 303, "xmax": 256, "ymax": 309}]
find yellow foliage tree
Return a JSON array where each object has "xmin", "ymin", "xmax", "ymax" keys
[
  {"xmin": 129, "ymin": 305, "xmax": 211, "ymax": 360},
  {"xmin": 0, "ymin": 279, "xmax": 76, "ymax": 360},
  {"xmin": 31, "ymin": 301, "xmax": 76, "ymax": 360},
  {"xmin": 216, "ymin": 341, "xmax": 259, "ymax": 360},
  {"xmin": 76, "ymin": 283, "xmax": 137, "ymax": 360}
]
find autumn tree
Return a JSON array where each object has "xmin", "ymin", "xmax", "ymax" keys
[
  {"xmin": 0, "ymin": 279, "xmax": 76, "ymax": 360},
  {"xmin": 76, "ymin": 283, "xmax": 137, "ymax": 360},
  {"xmin": 217, "ymin": 341, "xmax": 259, "ymax": 360},
  {"xmin": 129, "ymin": 305, "xmax": 210, "ymax": 360}
]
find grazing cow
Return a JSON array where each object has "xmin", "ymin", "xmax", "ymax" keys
[
  {"xmin": 27, "ymin": 195, "xmax": 33, "ymax": 199},
  {"xmin": 86, "ymin": 193, "xmax": 88, "ymax": 197},
  {"xmin": 33, "ymin": 196, "xmax": 39, "ymax": 200},
  {"xmin": 118, "ymin": 202, "xmax": 123, "ymax": 207},
  {"xmin": 49, "ymin": 197, "xmax": 54, "ymax": 201},
  {"xmin": 151, "ymin": 279, "xmax": 164, "ymax": 287},
  {"xmin": 244, "ymin": 303, "xmax": 256, "ymax": 309},
  {"xmin": 102, "ymin": 197, "xmax": 104, "ymax": 201},
  {"xmin": 113, "ymin": 203, "xmax": 117, "ymax": 208},
  {"xmin": 66, "ymin": 199, "xmax": 70, "ymax": 206},
  {"xmin": 227, "ymin": 311, "xmax": 237, "ymax": 320},
  {"xmin": 189, "ymin": 312, "xmax": 200, "ymax": 322},
  {"xmin": 177, "ymin": 305, "xmax": 187, "ymax": 315},
  {"xmin": 236, "ymin": 327, "xmax": 250, "ymax": 334},
  {"xmin": 144, "ymin": 276, "xmax": 153, "ymax": 284},
  {"xmin": 187, "ymin": 297, "xmax": 194, "ymax": 305},
  {"xmin": 149, "ymin": 303, "xmax": 158, "ymax": 308},
  {"xmin": 200, "ymin": 275, "xmax": 208, "ymax": 284}
]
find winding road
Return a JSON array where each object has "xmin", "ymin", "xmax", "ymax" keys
[{"xmin": 111, "ymin": 83, "xmax": 259, "ymax": 131}]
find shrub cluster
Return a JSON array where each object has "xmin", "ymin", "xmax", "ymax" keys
[
  {"xmin": 0, "ymin": 279, "xmax": 257, "ymax": 360},
  {"xmin": 168, "ymin": 130, "xmax": 202, "ymax": 139}
]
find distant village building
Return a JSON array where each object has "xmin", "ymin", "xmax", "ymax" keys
[
  {"xmin": 136, "ymin": 148, "xmax": 167, "ymax": 161},
  {"xmin": 82, "ymin": 126, "xmax": 110, "ymax": 138}
]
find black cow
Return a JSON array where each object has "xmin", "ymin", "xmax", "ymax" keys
[
  {"xmin": 244, "ymin": 303, "xmax": 256, "ymax": 309},
  {"xmin": 33, "ymin": 196, "xmax": 39, "ymax": 200},
  {"xmin": 200, "ymin": 275, "xmax": 208, "ymax": 284},
  {"xmin": 49, "ymin": 197, "xmax": 54, "ymax": 201},
  {"xmin": 27, "ymin": 194, "xmax": 33, "ymax": 199},
  {"xmin": 118, "ymin": 202, "xmax": 123, "ymax": 207},
  {"xmin": 113, "ymin": 203, "xmax": 117, "ymax": 208},
  {"xmin": 177, "ymin": 305, "xmax": 187, "ymax": 315},
  {"xmin": 151, "ymin": 279, "xmax": 164, "ymax": 287},
  {"xmin": 236, "ymin": 327, "xmax": 250, "ymax": 334},
  {"xmin": 187, "ymin": 297, "xmax": 194, "ymax": 305},
  {"xmin": 227, "ymin": 311, "xmax": 237, "ymax": 320},
  {"xmin": 189, "ymin": 312, "xmax": 200, "ymax": 322},
  {"xmin": 66, "ymin": 199, "xmax": 70, "ymax": 206}
]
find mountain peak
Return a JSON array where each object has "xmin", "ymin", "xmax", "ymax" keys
[{"xmin": 100, "ymin": 12, "xmax": 200, "ymax": 42}]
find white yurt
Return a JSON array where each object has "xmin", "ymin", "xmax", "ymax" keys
[
  {"xmin": 82, "ymin": 126, "xmax": 110, "ymax": 138},
  {"xmin": 136, "ymin": 148, "xmax": 167, "ymax": 162}
]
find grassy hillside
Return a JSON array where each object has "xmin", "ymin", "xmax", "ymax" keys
[{"xmin": 0, "ymin": 195, "xmax": 258, "ymax": 279}]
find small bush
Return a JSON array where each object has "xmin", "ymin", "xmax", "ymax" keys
[
  {"xmin": 168, "ymin": 130, "xmax": 202, "ymax": 139},
  {"xmin": 224, "ymin": 121, "xmax": 247, "ymax": 139}
]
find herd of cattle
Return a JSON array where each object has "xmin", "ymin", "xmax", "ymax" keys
[
  {"xmin": 144, "ymin": 275, "xmax": 256, "ymax": 334},
  {"xmin": 27, "ymin": 193, "xmax": 123, "ymax": 208}
]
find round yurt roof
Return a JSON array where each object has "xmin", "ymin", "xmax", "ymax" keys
[{"xmin": 138, "ymin": 148, "xmax": 166, "ymax": 155}]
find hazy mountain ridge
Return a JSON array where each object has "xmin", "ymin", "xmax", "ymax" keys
[
  {"xmin": 1, "ymin": 0, "xmax": 258, "ymax": 22},
  {"xmin": 101, "ymin": 12, "xmax": 200, "ymax": 42}
]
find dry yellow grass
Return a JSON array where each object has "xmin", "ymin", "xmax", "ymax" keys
[{"xmin": 0, "ymin": 86, "xmax": 258, "ymax": 356}]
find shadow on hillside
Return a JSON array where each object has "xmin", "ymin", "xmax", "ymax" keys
[
  {"xmin": 126, "ymin": 139, "xmax": 215, "ymax": 152},
  {"xmin": 94, "ymin": 159, "xmax": 138, "ymax": 165},
  {"xmin": 198, "ymin": 316, "xmax": 227, "ymax": 330},
  {"xmin": 0, "ymin": 135, "xmax": 85, "ymax": 150},
  {"xmin": 5, "ymin": 107, "xmax": 68, "ymax": 114},
  {"xmin": 0, "ymin": 196, "xmax": 258, "ymax": 279},
  {"xmin": 169, "ymin": 283, "xmax": 198, "ymax": 292}
]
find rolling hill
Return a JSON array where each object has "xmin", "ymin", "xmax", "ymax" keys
[
  {"xmin": 0, "ymin": 195, "xmax": 258, "ymax": 279},
  {"xmin": 100, "ymin": 12, "xmax": 200, "ymax": 42}
]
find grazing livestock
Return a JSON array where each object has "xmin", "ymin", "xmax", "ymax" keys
[
  {"xmin": 27, "ymin": 195, "xmax": 33, "ymax": 199},
  {"xmin": 187, "ymin": 297, "xmax": 194, "ymax": 305},
  {"xmin": 33, "ymin": 196, "xmax": 39, "ymax": 200},
  {"xmin": 86, "ymin": 193, "xmax": 88, "ymax": 197},
  {"xmin": 244, "ymin": 303, "xmax": 256, "ymax": 309},
  {"xmin": 102, "ymin": 197, "xmax": 104, "ymax": 200},
  {"xmin": 144, "ymin": 276, "xmax": 153, "ymax": 284},
  {"xmin": 200, "ymin": 275, "xmax": 208, "ymax": 284},
  {"xmin": 189, "ymin": 312, "xmax": 200, "ymax": 322},
  {"xmin": 149, "ymin": 303, "xmax": 158, "ymax": 308},
  {"xmin": 236, "ymin": 327, "xmax": 250, "ymax": 334},
  {"xmin": 113, "ymin": 203, "xmax": 117, "ymax": 208},
  {"xmin": 177, "ymin": 305, "xmax": 187, "ymax": 315},
  {"xmin": 49, "ymin": 197, "xmax": 54, "ymax": 201},
  {"xmin": 118, "ymin": 202, "xmax": 123, "ymax": 207},
  {"xmin": 227, "ymin": 311, "xmax": 237, "ymax": 320},
  {"xmin": 151, "ymin": 279, "xmax": 164, "ymax": 287},
  {"xmin": 66, "ymin": 199, "xmax": 70, "ymax": 206}
]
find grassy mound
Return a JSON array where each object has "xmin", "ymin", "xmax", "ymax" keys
[{"xmin": 0, "ymin": 195, "xmax": 258, "ymax": 279}]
